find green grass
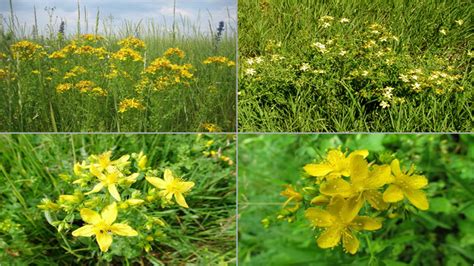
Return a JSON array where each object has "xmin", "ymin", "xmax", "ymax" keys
[
  {"xmin": 238, "ymin": 0, "xmax": 473, "ymax": 132},
  {"xmin": 0, "ymin": 134, "xmax": 236, "ymax": 264},
  {"xmin": 0, "ymin": 3, "xmax": 236, "ymax": 132},
  {"xmin": 238, "ymin": 134, "xmax": 474, "ymax": 265}
]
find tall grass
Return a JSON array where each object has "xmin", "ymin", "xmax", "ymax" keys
[
  {"xmin": 0, "ymin": 2, "xmax": 236, "ymax": 132},
  {"xmin": 238, "ymin": 0, "xmax": 473, "ymax": 132}
]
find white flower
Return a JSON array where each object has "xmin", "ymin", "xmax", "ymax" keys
[
  {"xmin": 245, "ymin": 68, "xmax": 256, "ymax": 76},
  {"xmin": 340, "ymin": 18, "xmax": 350, "ymax": 23},
  {"xmin": 439, "ymin": 29, "xmax": 447, "ymax": 35},
  {"xmin": 300, "ymin": 63, "xmax": 311, "ymax": 72},
  {"xmin": 383, "ymin": 87, "xmax": 394, "ymax": 99},
  {"xmin": 339, "ymin": 50, "xmax": 347, "ymax": 56},
  {"xmin": 361, "ymin": 70, "xmax": 369, "ymax": 76},
  {"xmin": 254, "ymin": 57, "xmax": 264, "ymax": 64},
  {"xmin": 380, "ymin": 101, "xmax": 390, "ymax": 109},
  {"xmin": 322, "ymin": 22, "xmax": 331, "ymax": 28},
  {"xmin": 246, "ymin": 58, "xmax": 254, "ymax": 65},
  {"xmin": 313, "ymin": 69, "xmax": 326, "ymax": 74},
  {"xmin": 311, "ymin": 42, "xmax": 327, "ymax": 53},
  {"xmin": 455, "ymin": 19, "xmax": 464, "ymax": 26},
  {"xmin": 399, "ymin": 74, "xmax": 409, "ymax": 82},
  {"xmin": 412, "ymin": 82, "xmax": 421, "ymax": 90}
]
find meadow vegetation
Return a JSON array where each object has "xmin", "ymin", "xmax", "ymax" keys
[
  {"xmin": 238, "ymin": 0, "xmax": 472, "ymax": 132},
  {"xmin": 0, "ymin": 2, "xmax": 236, "ymax": 132}
]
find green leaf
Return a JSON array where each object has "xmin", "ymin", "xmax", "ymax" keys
[{"xmin": 429, "ymin": 197, "xmax": 452, "ymax": 214}]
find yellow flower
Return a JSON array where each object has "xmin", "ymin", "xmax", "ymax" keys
[
  {"xmin": 383, "ymin": 159, "xmax": 429, "ymax": 210},
  {"xmin": 203, "ymin": 56, "xmax": 231, "ymax": 65},
  {"xmin": 145, "ymin": 169, "xmax": 195, "ymax": 208},
  {"xmin": 201, "ymin": 123, "xmax": 221, "ymax": 132},
  {"xmin": 118, "ymin": 98, "xmax": 145, "ymax": 113},
  {"xmin": 304, "ymin": 149, "xmax": 369, "ymax": 179},
  {"xmin": 112, "ymin": 48, "xmax": 143, "ymax": 62},
  {"xmin": 164, "ymin": 47, "xmax": 185, "ymax": 58},
  {"xmin": 56, "ymin": 83, "xmax": 73, "ymax": 93},
  {"xmin": 80, "ymin": 34, "xmax": 104, "ymax": 42},
  {"xmin": 86, "ymin": 166, "xmax": 123, "ymax": 201},
  {"xmin": 320, "ymin": 155, "xmax": 392, "ymax": 213},
  {"xmin": 280, "ymin": 185, "xmax": 303, "ymax": 207},
  {"xmin": 90, "ymin": 151, "xmax": 131, "ymax": 172},
  {"xmin": 305, "ymin": 196, "xmax": 382, "ymax": 254},
  {"xmin": 137, "ymin": 151, "xmax": 147, "ymax": 170},
  {"xmin": 118, "ymin": 37, "xmax": 145, "ymax": 50},
  {"xmin": 72, "ymin": 202, "xmax": 138, "ymax": 252},
  {"xmin": 10, "ymin": 40, "xmax": 45, "ymax": 60},
  {"xmin": 49, "ymin": 51, "xmax": 67, "ymax": 59}
]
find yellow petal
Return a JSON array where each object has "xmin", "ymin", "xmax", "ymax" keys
[
  {"xmin": 320, "ymin": 178, "xmax": 352, "ymax": 197},
  {"xmin": 404, "ymin": 188, "xmax": 429, "ymax": 210},
  {"xmin": 383, "ymin": 184, "xmax": 404, "ymax": 203},
  {"xmin": 390, "ymin": 159, "xmax": 402, "ymax": 177},
  {"xmin": 342, "ymin": 230, "xmax": 360, "ymax": 254},
  {"xmin": 352, "ymin": 216, "xmax": 382, "ymax": 231},
  {"xmin": 364, "ymin": 190, "xmax": 388, "ymax": 210},
  {"xmin": 80, "ymin": 208, "xmax": 101, "ymax": 224},
  {"xmin": 90, "ymin": 164, "xmax": 102, "ymax": 177},
  {"xmin": 96, "ymin": 232, "xmax": 113, "ymax": 252},
  {"xmin": 341, "ymin": 196, "xmax": 364, "ymax": 223},
  {"xmin": 164, "ymin": 169, "xmax": 174, "ymax": 182},
  {"xmin": 108, "ymin": 184, "xmax": 121, "ymax": 202},
  {"xmin": 407, "ymin": 175, "xmax": 428, "ymax": 189},
  {"xmin": 326, "ymin": 150, "xmax": 345, "ymax": 165},
  {"xmin": 303, "ymin": 163, "xmax": 333, "ymax": 177},
  {"xmin": 101, "ymin": 202, "xmax": 117, "ymax": 225},
  {"xmin": 310, "ymin": 195, "xmax": 329, "ymax": 205},
  {"xmin": 349, "ymin": 149, "xmax": 369, "ymax": 158},
  {"xmin": 305, "ymin": 208, "xmax": 334, "ymax": 227},
  {"xmin": 316, "ymin": 226, "xmax": 341, "ymax": 249},
  {"xmin": 326, "ymin": 195, "xmax": 345, "ymax": 216},
  {"xmin": 174, "ymin": 193, "xmax": 189, "ymax": 208},
  {"xmin": 180, "ymin": 181, "xmax": 195, "ymax": 192},
  {"xmin": 125, "ymin": 173, "xmax": 139, "ymax": 184},
  {"xmin": 366, "ymin": 165, "xmax": 392, "ymax": 189},
  {"xmin": 72, "ymin": 225, "xmax": 95, "ymax": 237},
  {"xmin": 145, "ymin": 176, "xmax": 166, "ymax": 189},
  {"xmin": 349, "ymin": 155, "xmax": 369, "ymax": 183},
  {"xmin": 110, "ymin": 223, "xmax": 138, "ymax": 236},
  {"xmin": 85, "ymin": 182, "xmax": 104, "ymax": 195}
]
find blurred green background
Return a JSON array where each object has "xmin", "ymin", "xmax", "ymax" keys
[
  {"xmin": 0, "ymin": 134, "xmax": 236, "ymax": 265},
  {"xmin": 238, "ymin": 134, "xmax": 474, "ymax": 265}
]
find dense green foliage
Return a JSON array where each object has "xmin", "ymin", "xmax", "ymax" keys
[
  {"xmin": 0, "ymin": 134, "xmax": 236, "ymax": 264},
  {"xmin": 238, "ymin": 0, "xmax": 473, "ymax": 132},
  {"xmin": 239, "ymin": 134, "xmax": 474, "ymax": 265}
]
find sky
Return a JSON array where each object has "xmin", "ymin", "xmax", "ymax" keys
[{"xmin": 0, "ymin": 0, "xmax": 236, "ymax": 36}]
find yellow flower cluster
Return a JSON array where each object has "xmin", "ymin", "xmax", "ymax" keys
[
  {"xmin": 74, "ymin": 45, "xmax": 108, "ymax": 59},
  {"xmin": 10, "ymin": 40, "xmax": 46, "ymax": 60},
  {"xmin": 201, "ymin": 140, "xmax": 234, "ymax": 166},
  {"xmin": 399, "ymin": 67, "xmax": 463, "ymax": 94},
  {"xmin": 164, "ymin": 47, "xmax": 185, "ymax": 59},
  {"xmin": 118, "ymin": 98, "xmax": 145, "ymax": 113},
  {"xmin": 112, "ymin": 48, "xmax": 143, "ymax": 62},
  {"xmin": 201, "ymin": 122, "xmax": 222, "ymax": 132},
  {"xmin": 279, "ymin": 148, "xmax": 429, "ymax": 254},
  {"xmin": 64, "ymin": 66, "xmax": 87, "ymax": 80},
  {"xmin": 118, "ymin": 36, "xmax": 146, "ymax": 50},
  {"xmin": 80, "ymin": 34, "xmax": 105, "ymax": 42},
  {"xmin": 143, "ymin": 50, "xmax": 194, "ymax": 90},
  {"xmin": 56, "ymin": 80, "xmax": 107, "ymax": 96},
  {"xmin": 203, "ymin": 56, "xmax": 235, "ymax": 67},
  {"xmin": 38, "ymin": 151, "xmax": 195, "ymax": 252}
]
